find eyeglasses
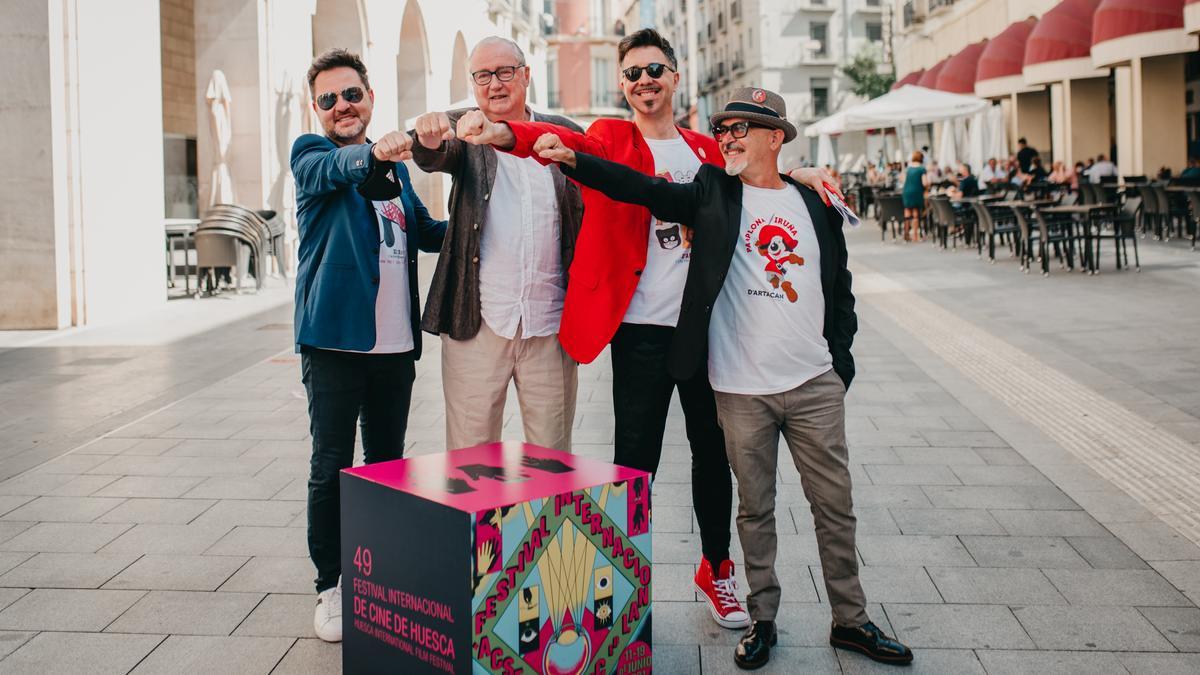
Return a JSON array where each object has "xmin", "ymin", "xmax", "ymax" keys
[
  {"xmin": 621, "ymin": 62, "xmax": 675, "ymax": 81},
  {"xmin": 471, "ymin": 64, "xmax": 525, "ymax": 86},
  {"xmin": 315, "ymin": 86, "xmax": 364, "ymax": 111},
  {"xmin": 711, "ymin": 121, "xmax": 772, "ymax": 140}
]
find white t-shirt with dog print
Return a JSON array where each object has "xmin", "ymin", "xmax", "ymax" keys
[
  {"xmin": 708, "ymin": 183, "xmax": 831, "ymax": 395},
  {"xmin": 623, "ymin": 136, "xmax": 702, "ymax": 327}
]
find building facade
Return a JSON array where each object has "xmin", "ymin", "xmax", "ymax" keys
[
  {"xmin": 2, "ymin": 0, "xmax": 549, "ymax": 330},
  {"xmin": 892, "ymin": 0, "xmax": 1200, "ymax": 175},
  {"xmin": 544, "ymin": 0, "xmax": 629, "ymax": 126}
]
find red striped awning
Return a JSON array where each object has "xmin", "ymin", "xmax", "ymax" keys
[
  {"xmin": 1024, "ymin": 0, "xmax": 1101, "ymax": 67},
  {"xmin": 977, "ymin": 19, "xmax": 1038, "ymax": 82},
  {"xmin": 892, "ymin": 69, "xmax": 925, "ymax": 90},
  {"xmin": 916, "ymin": 59, "xmax": 948, "ymax": 88},
  {"xmin": 1093, "ymin": 0, "xmax": 1184, "ymax": 44},
  {"xmin": 935, "ymin": 40, "xmax": 989, "ymax": 93}
]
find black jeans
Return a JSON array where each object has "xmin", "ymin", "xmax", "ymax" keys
[
  {"xmin": 301, "ymin": 346, "xmax": 415, "ymax": 592},
  {"xmin": 610, "ymin": 322, "xmax": 732, "ymax": 567}
]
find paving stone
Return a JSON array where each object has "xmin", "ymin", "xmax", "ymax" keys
[
  {"xmin": 1118, "ymin": 652, "xmax": 1200, "ymax": 674},
  {"xmin": 838, "ymin": 647, "xmax": 984, "ymax": 674},
  {"xmin": 100, "ymin": 523, "xmax": 232, "ymax": 555},
  {"xmin": 129, "ymin": 635, "xmax": 292, "ymax": 674},
  {"xmin": 104, "ymin": 554, "xmax": 248, "ymax": 591},
  {"xmin": 0, "ymin": 588, "xmax": 144, "ymax": 631},
  {"xmin": 889, "ymin": 508, "xmax": 1005, "ymax": 535},
  {"xmin": 220, "ymin": 556, "xmax": 314, "ymax": 594},
  {"xmin": 0, "ymin": 496, "xmax": 125, "ymax": 523},
  {"xmin": 927, "ymin": 567, "xmax": 1066, "ymax": 605},
  {"xmin": 653, "ymin": 599, "xmax": 743, "ymax": 646},
  {"xmin": 94, "ymin": 475, "xmax": 206, "ymax": 498},
  {"xmin": 271, "ymin": 637, "xmax": 343, "ymax": 675},
  {"xmin": 1106, "ymin": 521, "xmax": 1200, "ymax": 561},
  {"xmin": 851, "ymin": 486, "xmax": 933, "ymax": 509},
  {"xmin": 1013, "ymin": 606, "xmax": 1175, "ymax": 651},
  {"xmin": 987, "ymin": 509, "xmax": 1108, "ymax": 537},
  {"xmin": 87, "ymin": 455, "xmax": 191, "ymax": 477},
  {"xmin": 46, "ymin": 475, "xmax": 122, "ymax": 497},
  {"xmin": 0, "ymin": 552, "xmax": 140, "ymax": 588},
  {"xmin": 0, "ymin": 630, "xmax": 37, "ymax": 660},
  {"xmin": 771, "ymin": 603, "xmax": 893, "ymax": 646},
  {"xmin": 0, "ymin": 632, "xmax": 164, "ymax": 675},
  {"xmin": 856, "ymin": 534, "xmax": 976, "ymax": 567},
  {"xmin": 893, "ymin": 447, "xmax": 985, "ymax": 465},
  {"xmin": 270, "ymin": 477, "xmax": 307, "ymax": 501},
  {"xmin": 1138, "ymin": 607, "xmax": 1200, "ymax": 652},
  {"xmin": 1151, "ymin": 560, "xmax": 1200, "ymax": 592},
  {"xmin": 923, "ymin": 486, "xmax": 1078, "ymax": 510},
  {"xmin": 189, "ymin": 499, "xmax": 305, "ymax": 528},
  {"xmin": 960, "ymin": 535, "xmax": 1089, "ymax": 568},
  {"xmin": 0, "ymin": 522, "xmax": 132, "ymax": 553},
  {"xmin": 921, "ymin": 431, "xmax": 1008, "ymax": 447},
  {"xmin": 847, "ymin": 507, "xmax": 900, "ymax": 534},
  {"xmin": 0, "ymin": 588, "xmax": 31, "ymax": 612},
  {"xmin": 885, "ymin": 603, "xmax": 1034, "ymax": 649},
  {"xmin": 972, "ymin": 448, "xmax": 1030, "ymax": 466},
  {"xmin": 650, "ymin": 563, "xmax": 697, "ymax": 602},
  {"xmin": 107, "ymin": 590, "xmax": 264, "ymax": 635},
  {"xmin": 183, "ymin": 476, "xmax": 298, "ymax": 500},
  {"xmin": 161, "ymin": 438, "xmax": 257, "ymax": 457},
  {"xmin": 95, "ymin": 497, "xmax": 217, "ymax": 524},
  {"xmin": 0, "ymin": 552, "xmax": 33, "ymax": 577},
  {"xmin": 0, "ymin": 473, "xmax": 79, "ymax": 496},
  {"xmin": 0, "ymin": 522, "xmax": 35, "ymax": 546},
  {"xmin": 1042, "ymin": 569, "xmax": 1191, "ymax": 606},
  {"xmin": 700, "ymin": 645, "xmax": 840, "ymax": 674},
  {"xmin": 950, "ymin": 465, "xmax": 1051, "ymax": 487},
  {"xmin": 0, "ymin": 496, "xmax": 34, "ymax": 518},
  {"xmin": 862, "ymin": 464, "xmax": 961, "ymax": 486},
  {"xmin": 1067, "ymin": 535, "xmax": 1152, "ymax": 570},
  {"xmin": 232, "ymin": 592, "xmax": 314, "ymax": 638},
  {"xmin": 29, "ymin": 453, "xmax": 113, "ymax": 475},
  {"xmin": 206, "ymin": 526, "xmax": 307, "ymax": 557},
  {"xmin": 169, "ymin": 457, "xmax": 274, "ymax": 477},
  {"xmin": 867, "ymin": 416, "xmax": 951, "ymax": 431},
  {"xmin": 117, "ymin": 438, "xmax": 184, "ymax": 456},
  {"xmin": 975, "ymin": 649, "xmax": 1126, "ymax": 674}
]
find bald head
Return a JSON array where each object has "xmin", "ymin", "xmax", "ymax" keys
[{"xmin": 469, "ymin": 37, "xmax": 525, "ymax": 68}]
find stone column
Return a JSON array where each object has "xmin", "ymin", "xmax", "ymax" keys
[
  {"xmin": 1140, "ymin": 53, "xmax": 1187, "ymax": 175},
  {"xmin": 1012, "ymin": 90, "xmax": 1051, "ymax": 158},
  {"xmin": 1066, "ymin": 77, "xmax": 1111, "ymax": 166}
]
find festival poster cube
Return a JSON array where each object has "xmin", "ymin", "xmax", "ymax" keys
[{"xmin": 341, "ymin": 442, "xmax": 653, "ymax": 675}]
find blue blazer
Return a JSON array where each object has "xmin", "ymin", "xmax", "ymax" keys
[{"xmin": 291, "ymin": 134, "xmax": 447, "ymax": 355}]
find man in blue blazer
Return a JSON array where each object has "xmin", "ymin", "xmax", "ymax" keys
[{"xmin": 291, "ymin": 48, "xmax": 445, "ymax": 644}]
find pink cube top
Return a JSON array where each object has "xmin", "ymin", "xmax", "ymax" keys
[{"xmin": 343, "ymin": 442, "xmax": 648, "ymax": 514}]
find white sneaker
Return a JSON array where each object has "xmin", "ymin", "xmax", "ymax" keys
[{"xmin": 314, "ymin": 581, "xmax": 343, "ymax": 643}]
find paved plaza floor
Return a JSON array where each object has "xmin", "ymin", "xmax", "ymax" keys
[{"xmin": 0, "ymin": 224, "xmax": 1198, "ymax": 673}]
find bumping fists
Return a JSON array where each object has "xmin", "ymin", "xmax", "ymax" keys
[
  {"xmin": 454, "ymin": 110, "xmax": 506, "ymax": 146},
  {"xmin": 372, "ymin": 131, "xmax": 414, "ymax": 162},
  {"xmin": 533, "ymin": 133, "xmax": 576, "ymax": 168},
  {"xmin": 413, "ymin": 112, "xmax": 456, "ymax": 149}
]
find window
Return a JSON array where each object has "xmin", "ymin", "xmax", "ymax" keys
[
  {"xmin": 591, "ymin": 56, "xmax": 615, "ymax": 108},
  {"xmin": 810, "ymin": 23, "xmax": 828, "ymax": 58},
  {"xmin": 866, "ymin": 22, "xmax": 882, "ymax": 42},
  {"xmin": 812, "ymin": 78, "xmax": 830, "ymax": 117},
  {"xmin": 547, "ymin": 54, "xmax": 559, "ymax": 108},
  {"xmin": 589, "ymin": 0, "xmax": 609, "ymax": 36}
]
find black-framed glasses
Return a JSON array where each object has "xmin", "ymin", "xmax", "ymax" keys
[
  {"xmin": 471, "ymin": 64, "xmax": 525, "ymax": 86},
  {"xmin": 711, "ymin": 121, "xmax": 772, "ymax": 140},
  {"xmin": 621, "ymin": 62, "xmax": 675, "ymax": 81},
  {"xmin": 315, "ymin": 86, "xmax": 364, "ymax": 111}
]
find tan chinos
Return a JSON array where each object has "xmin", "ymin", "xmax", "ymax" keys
[{"xmin": 714, "ymin": 368, "xmax": 868, "ymax": 627}]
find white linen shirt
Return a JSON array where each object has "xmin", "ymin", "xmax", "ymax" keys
[{"xmin": 478, "ymin": 151, "xmax": 564, "ymax": 339}]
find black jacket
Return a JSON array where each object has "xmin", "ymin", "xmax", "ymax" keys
[{"xmin": 564, "ymin": 152, "xmax": 858, "ymax": 389}]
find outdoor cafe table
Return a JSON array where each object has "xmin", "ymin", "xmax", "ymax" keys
[
  {"xmin": 1040, "ymin": 204, "xmax": 1117, "ymax": 274},
  {"xmin": 164, "ymin": 218, "xmax": 199, "ymax": 295}
]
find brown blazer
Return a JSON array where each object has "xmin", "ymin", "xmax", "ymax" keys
[{"xmin": 410, "ymin": 108, "xmax": 585, "ymax": 340}]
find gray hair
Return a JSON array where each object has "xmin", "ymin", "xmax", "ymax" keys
[{"xmin": 469, "ymin": 36, "xmax": 525, "ymax": 66}]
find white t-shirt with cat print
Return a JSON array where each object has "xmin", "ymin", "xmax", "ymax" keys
[{"xmin": 622, "ymin": 136, "xmax": 702, "ymax": 327}]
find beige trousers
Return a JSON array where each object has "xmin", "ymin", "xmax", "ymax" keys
[
  {"xmin": 714, "ymin": 368, "xmax": 868, "ymax": 627},
  {"xmin": 440, "ymin": 321, "xmax": 577, "ymax": 452}
]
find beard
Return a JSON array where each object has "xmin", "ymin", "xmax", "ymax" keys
[
  {"xmin": 326, "ymin": 114, "xmax": 366, "ymax": 144},
  {"xmin": 724, "ymin": 155, "xmax": 748, "ymax": 176}
]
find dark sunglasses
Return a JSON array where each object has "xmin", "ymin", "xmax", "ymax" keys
[
  {"xmin": 471, "ymin": 64, "xmax": 524, "ymax": 86},
  {"xmin": 711, "ymin": 121, "xmax": 773, "ymax": 140},
  {"xmin": 621, "ymin": 62, "xmax": 675, "ymax": 81},
  {"xmin": 315, "ymin": 86, "xmax": 364, "ymax": 111}
]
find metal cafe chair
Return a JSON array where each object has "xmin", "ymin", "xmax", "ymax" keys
[{"xmin": 875, "ymin": 193, "xmax": 906, "ymax": 242}]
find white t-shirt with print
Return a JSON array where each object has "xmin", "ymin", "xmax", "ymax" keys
[
  {"xmin": 708, "ymin": 183, "xmax": 832, "ymax": 395},
  {"xmin": 622, "ymin": 136, "xmax": 702, "ymax": 327},
  {"xmin": 364, "ymin": 197, "xmax": 414, "ymax": 353}
]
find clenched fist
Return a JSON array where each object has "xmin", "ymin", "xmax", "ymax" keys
[
  {"xmin": 372, "ymin": 131, "xmax": 413, "ymax": 162},
  {"xmin": 413, "ymin": 111, "xmax": 455, "ymax": 150},
  {"xmin": 533, "ymin": 133, "xmax": 576, "ymax": 168},
  {"xmin": 456, "ymin": 109, "xmax": 506, "ymax": 146}
]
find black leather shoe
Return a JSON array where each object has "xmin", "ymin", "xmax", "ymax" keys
[
  {"xmin": 734, "ymin": 620, "xmax": 777, "ymax": 670},
  {"xmin": 830, "ymin": 621, "xmax": 913, "ymax": 665}
]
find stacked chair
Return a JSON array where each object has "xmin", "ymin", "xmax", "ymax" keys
[{"xmin": 195, "ymin": 204, "xmax": 286, "ymax": 293}]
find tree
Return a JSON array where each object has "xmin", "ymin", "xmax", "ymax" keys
[{"xmin": 841, "ymin": 47, "xmax": 894, "ymax": 100}]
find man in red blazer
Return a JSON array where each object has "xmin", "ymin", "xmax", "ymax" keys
[{"xmin": 456, "ymin": 28, "xmax": 833, "ymax": 631}]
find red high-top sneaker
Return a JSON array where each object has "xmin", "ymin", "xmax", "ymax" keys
[{"xmin": 694, "ymin": 558, "xmax": 751, "ymax": 629}]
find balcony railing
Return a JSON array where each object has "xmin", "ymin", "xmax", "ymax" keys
[
  {"xmin": 929, "ymin": 0, "xmax": 954, "ymax": 11},
  {"xmin": 902, "ymin": 1, "xmax": 923, "ymax": 26}
]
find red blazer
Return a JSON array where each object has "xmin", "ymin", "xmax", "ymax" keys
[{"xmin": 506, "ymin": 118, "xmax": 724, "ymax": 363}]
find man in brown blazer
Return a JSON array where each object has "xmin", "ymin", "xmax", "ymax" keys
[{"xmin": 409, "ymin": 37, "xmax": 584, "ymax": 453}]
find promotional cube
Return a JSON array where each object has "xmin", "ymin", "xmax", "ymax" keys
[{"xmin": 341, "ymin": 442, "xmax": 652, "ymax": 674}]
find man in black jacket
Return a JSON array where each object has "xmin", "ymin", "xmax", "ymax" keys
[{"xmin": 512, "ymin": 88, "xmax": 913, "ymax": 670}]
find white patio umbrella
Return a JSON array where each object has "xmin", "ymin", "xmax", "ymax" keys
[
  {"xmin": 967, "ymin": 110, "xmax": 987, "ymax": 176},
  {"xmin": 817, "ymin": 134, "xmax": 836, "ymax": 168},
  {"xmin": 986, "ymin": 104, "xmax": 1008, "ymax": 163},
  {"xmin": 936, "ymin": 119, "xmax": 958, "ymax": 170},
  {"xmin": 206, "ymin": 70, "xmax": 235, "ymax": 207}
]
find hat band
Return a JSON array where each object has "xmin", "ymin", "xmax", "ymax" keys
[{"xmin": 723, "ymin": 101, "xmax": 781, "ymax": 118}]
